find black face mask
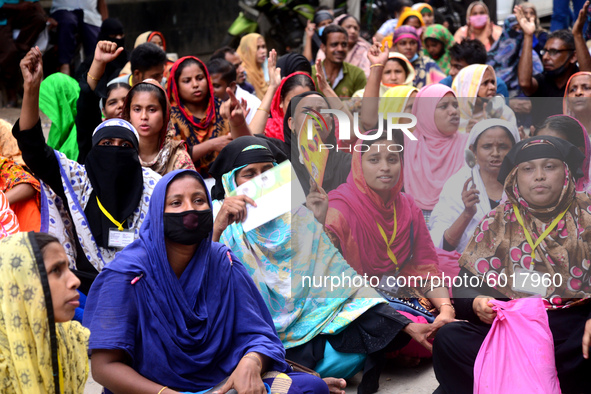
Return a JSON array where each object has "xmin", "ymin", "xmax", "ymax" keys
[
  {"xmin": 163, "ymin": 209, "xmax": 213, "ymax": 246},
  {"xmin": 543, "ymin": 55, "xmax": 574, "ymax": 78}
]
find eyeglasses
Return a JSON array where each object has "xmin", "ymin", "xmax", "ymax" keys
[{"xmin": 540, "ymin": 48, "xmax": 574, "ymax": 56}]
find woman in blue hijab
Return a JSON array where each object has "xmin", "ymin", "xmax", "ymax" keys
[{"xmin": 83, "ymin": 169, "xmax": 328, "ymax": 394}]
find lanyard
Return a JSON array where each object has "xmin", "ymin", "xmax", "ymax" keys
[
  {"xmin": 512, "ymin": 203, "xmax": 570, "ymax": 268},
  {"xmin": 96, "ymin": 197, "xmax": 124, "ymax": 231},
  {"xmin": 377, "ymin": 206, "xmax": 398, "ymax": 267}
]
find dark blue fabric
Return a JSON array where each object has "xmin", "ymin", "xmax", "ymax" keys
[{"xmin": 83, "ymin": 169, "xmax": 288, "ymax": 392}]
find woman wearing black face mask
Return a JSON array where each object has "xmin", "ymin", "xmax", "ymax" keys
[
  {"xmin": 84, "ymin": 169, "xmax": 330, "ymax": 394},
  {"xmin": 14, "ymin": 48, "xmax": 160, "ymax": 294}
]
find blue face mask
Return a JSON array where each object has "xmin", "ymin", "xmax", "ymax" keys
[
  {"xmin": 318, "ymin": 26, "xmax": 326, "ymax": 37},
  {"xmin": 409, "ymin": 53, "xmax": 419, "ymax": 62}
]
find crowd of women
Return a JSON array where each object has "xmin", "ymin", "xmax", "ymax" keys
[{"xmin": 1, "ymin": 0, "xmax": 591, "ymax": 393}]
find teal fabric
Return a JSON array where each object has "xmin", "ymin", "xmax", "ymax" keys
[{"xmin": 314, "ymin": 341, "xmax": 366, "ymax": 379}]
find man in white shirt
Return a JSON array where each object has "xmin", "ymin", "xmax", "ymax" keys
[{"xmin": 207, "ymin": 58, "xmax": 261, "ymax": 124}]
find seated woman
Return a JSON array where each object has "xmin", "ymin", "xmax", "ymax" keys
[
  {"xmin": 354, "ymin": 52, "xmax": 416, "ymax": 98},
  {"xmin": 84, "ymin": 169, "xmax": 329, "ymax": 394},
  {"xmin": 563, "ymin": 71, "xmax": 591, "ymax": 136},
  {"xmin": 396, "ymin": 7, "xmax": 425, "ymax": 30},
  {"xmin": 452, "ymin": 64, "xmax": 516, "ymax": 133},
  {"xmin": 123, "ymin": 79, "xmax": 195, "ymax": 175},
  {"xmin": 14, "ymin": 48, "xmax": 160, "ymax": 293},
  {"xmin": 412, "ymin": 3, "xmax": 434, "ymax": 27},
  {"xmin": 0, "ymin": 232, "xmax": 89, "ymax": 392},
  {"xmin": 0, "ymin": 156, "xmax": 41, "ymax": 231},
  {"xmin": 422, "ymin": 24, "xmax": 454, "ymax": 76},
  {"xmin": 167, "ymin": 56, "xmax": 250, "ymax": 177},
  {"xmin": 77, "ymin": 40, "xmax": 130, "ymax": 163},
  {"xmin": 453, "ymin": 1, "xmax": 502, "ymax": 51},
  {"xmin": 316, "ymin": 14, "xmax": 372, "ymax": 78},
  {"xmin": 386, "ymin": 26, "xmax": 445, "ymax": 89},
  {"xmin": 238, "ymin": 33, "xmax": 269, "ymax": 100},
  {"xmin": 430, "ymin": 119, "xmax": 520, "ymax": 253},
  {"xmin": 404, "ymin": 84, "xmax": 468, "ymax": 224},
  {"xmin": 314, "ymin": 132, "xmax": 455, "ymax": 337},
  {"xmin": 120, "ymin": 30, "xmax": 174, "ymax": 80},
  {"xmin": 209, "ymin": 137, "xmax": 439, "ymax": 393},
  {"xmin": 533, "ymin": 115, "xmax": 591, "ymax": 192},
  {"xmin": 433, "ymin": 136, "xmax": 591, "ymax": 394}
]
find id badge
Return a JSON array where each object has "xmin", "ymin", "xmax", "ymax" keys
[
  {"xmin": 108, "ymin": 228, "xmax": 135, "ymax": 248},
  {"xmin": 511, "ymin": 267, "xmax": 548, "ymax": 296}
]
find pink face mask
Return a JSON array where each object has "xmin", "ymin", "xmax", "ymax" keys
[{"xmin": 470, "ymin": 14, "xmax": 488, "ymax": 28}]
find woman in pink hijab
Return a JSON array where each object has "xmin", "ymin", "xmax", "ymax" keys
[{"xmin": 404, "ymin": 84, "xmax": 468, "ymax": 224}]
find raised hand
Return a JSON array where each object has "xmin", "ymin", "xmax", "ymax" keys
[
  {"xmin": 267, "ymin": 49, "xmax": 282, "ymax": 89},
  {"xmin": 573, "ymin": 0, "xmax": 590, "ymax": 35},
  {"xmin": 20, "ymin": 47, "xmax": 43, "ymax": 88},
  {"xmin": 94, "ymin": 40, "xmax": 125, "ymax": 64},
  {"xmin": 514, "ymin": 5, "xmax": 536, "ymax": 36},
  {"xmin": 367, "ymin": 38, "xmax": 389, "ymax": 66},
  {"xmin": 306, "ymin": 178, "xmax": 329, "ymax": 225}
]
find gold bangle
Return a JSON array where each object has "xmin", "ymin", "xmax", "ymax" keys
[
  {"xmin": 370, "ymin": 63, "xmax": 384, "ymax": 68},
  {"xmin": 157, "ymin": 386, "xmax": 168, "ymax": 394},
  {"xmin": 257, "ymin": 107, "xmax": 270, "ymax": 114},
  {"xmin": 87, "ymin": 72, "xmax": 100, "ymax": 81},
  {"xmin": 440, "ymin": 302, "xmax": 455, "ymax": 311},
  {"xmin": 243, "ymin": 352, "xmax": 263, "ymax": 368}
]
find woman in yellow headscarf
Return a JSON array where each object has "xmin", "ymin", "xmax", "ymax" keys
[
  {"xmin": 452, "ymin": 64, "xmax": 516, "ymax": 133},
  {"xmin": 0, "ymin": 232, "xmax": 89, "ymax": 393},
  {"xmin": 380, "ymin": 85, "xmax": 419, "ymax": 126},
  {"xmin": 237, "ymin": 33, "xmax": 269, "ymax": 99}
]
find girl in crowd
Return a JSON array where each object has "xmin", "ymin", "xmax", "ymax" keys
[
  {"xmin": 412, "ymin": 3, "xmax": 434, "ymax": 27},
  {"xmin": 487, "ymin": 14, "xmax": 544, "ymax": 98},
  {"xmin": 317, "ymin": 14, "xmax": 372, "ymax": 78},
  {"xmin": 210, "ymin": 137, "xmax": 440, "ymax": 393},
  {"xmin": 77, "ymin": 40, "xmax": 130, "ymax": 163},
  {"xmin": 303, "ymin": 9, "xmax": 335, "ymax": 63},
  {"xmin": 453, "ymin": 1, "xmax": 502, "ymax": 51},
  {"xmin": 124, "ymin": 80, "xmax": 195, "ymax": 175},
  {"xmin": 404, "ymin": 84, "xmax": 468, "ymax": 224},
  {"xmin": 422, "ymin": 24, "xmax": 455, "ymax": 75},
  {"xmin": 533, "ymin": 115, "xmax": 591, "ymax": 192},
  {"xmin": 359, "ymin": 42, "xmax": 416, "ymax": 132},
  {"xmin": 433, "ymin": 136, "xmax": 591, "ymax": 394},
  {"xmin": 15, "ymin": 47, "xmax": 160, "ymax": 293},
  {"xmin": 121, "ymin": 31, "xmax": 174, "ymax": 80},
  {"xmin": 429, "ymin": 119, "xmax": 520, "ymax": 253},
  {"xmin": 318, "ymin": 130, "xmax": 455, "ymax": 326},
  {"xmin": 387, "ymin": 26, "xmax": 445, "ymax": 89},
  {"xmin": 354, "ymin": 51, "xmax": 415, "ymax": 99},
  {"xmin": 396, "ymin": 7, "xmax": 425, "ymax": 30},
  {"xmin": 261, "ymin": 72, "xmax": 315, "ymax": 140},
  {"xmin": 84, "ymin": 169, "xmax": 329, "ymax": 394},
  {"xmin": 563, "ymin": 71, "xmax": 591, "ymax": 135},
  {"xmin": 452, "ymin": 64, "xmax": 516, "ymax": 133},
  {"xmin": 0, "ymin": 156, "xmax": 41, "ymax": 231},
  {"xmin": 0, "ymin": 232, "xmax": 89, "ymax": 392},
  {"xmin": 167, "ymin": 56, "xmax": 250, "ymax": 177},
  {"xmin": 237, "ymin": 33, "xmax": 269, "ymax": 100}
]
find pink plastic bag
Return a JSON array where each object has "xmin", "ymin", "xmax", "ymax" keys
[{"xmin": 473, "ymin": 298, "xmax": 561, "ymax": 394}]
